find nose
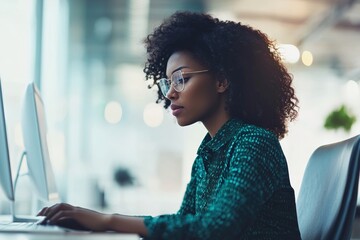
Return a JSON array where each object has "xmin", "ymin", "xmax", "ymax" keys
[{"xmin": 166, "ymin": 83, "xmax": 178, "ymax": 99}]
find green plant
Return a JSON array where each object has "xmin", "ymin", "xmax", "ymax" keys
[{"xmin": 324, "ymin": 104, "xmax": 357, "ymax": 132}]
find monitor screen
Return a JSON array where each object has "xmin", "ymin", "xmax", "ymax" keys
[
  {"xmin": 21, "ymin": 82, "xmax": 59, "ymax": 202},
  {"xmin": 0, "ymin": 79, "xmax": 15, "ymax": 201}
]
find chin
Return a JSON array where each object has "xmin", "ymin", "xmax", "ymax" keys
[{"xmin": 175, "ymin": 117, "xmax": 196, "ymax": 127}]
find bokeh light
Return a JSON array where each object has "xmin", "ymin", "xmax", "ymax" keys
[
  {"xmin": 302, "ymin": 50, "xmax": 313, "ymax": 66},
  {"xmin": 104, "ymin": 101, "xmax": 122, "ymax": 124},
  {"xmin": 278, "ymin": 44, "xmax": 300, "ymax": 64},
  {"xmin": 143, "ymin": 102, "xmax": 163, "ymax": 128}
]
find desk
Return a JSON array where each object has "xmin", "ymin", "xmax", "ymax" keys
[
  {"xmin": 0, "ymin": 215, "xmax": 140, "ymax": 239},
  {"xmin": 0, "ymin": 233, "xmax": 139, "ymax": 240}
]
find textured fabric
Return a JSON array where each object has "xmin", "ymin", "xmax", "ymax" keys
[{"xmin": 143, "ymin": 119, "xmax": 301, "ymax": 239}]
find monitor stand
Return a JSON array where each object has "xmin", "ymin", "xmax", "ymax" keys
[{"xmin": 10, "ymin": 151, "xmax": 44, "ymax": 223}]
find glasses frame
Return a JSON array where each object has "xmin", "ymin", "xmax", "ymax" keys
[{"xmin": 157, "ymin": 69, "xmax": 209, "ymax": 97}]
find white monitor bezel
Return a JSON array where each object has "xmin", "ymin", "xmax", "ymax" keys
[
  {"xmin": 0, "ymin": 79, "xmax": 15, "ymax": 201},
  {"xmin": 21, "ymin": 82, "xmax": 59, "ymax": 202}
]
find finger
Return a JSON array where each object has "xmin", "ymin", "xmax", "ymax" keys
[
  {"xmin": 37, "ymin": 207, "xmax": 48, "ymax": 216},
  {"xmin": 42, "ymin": 203, "xmax": 70, "ymax": 220},
  {"xmin": 48, "ymin": 210, "xmax": 74, "ymax": 224},
  {"xmin": 41, "ymin": 204, "xmax": 60, "ymax": 219}
]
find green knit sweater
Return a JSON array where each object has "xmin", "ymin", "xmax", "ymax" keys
[{"xmin": 144, "ymin": 119, "xmax": 301, "ymax": 239}]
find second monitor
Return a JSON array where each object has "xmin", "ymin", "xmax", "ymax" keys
[{"xmin": 20, "ymin": 82, "xmax": 59, "ymax": 202}]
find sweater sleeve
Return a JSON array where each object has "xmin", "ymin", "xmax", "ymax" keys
[{"xmin": 144, "ymin": 129, "xmax": 283, "ymax": 240}]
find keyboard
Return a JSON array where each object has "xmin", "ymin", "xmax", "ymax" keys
[{"xmin": 0, "ymin": 221, "xmax": 72, "ymax": 233}]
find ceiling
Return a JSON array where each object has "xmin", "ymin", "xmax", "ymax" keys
[
  {"xmin": 75, "ymin": 0, "xmax": 360, "ymax": 81},
  {"xmin": 206, "ymin": 0, "xmax": 360, "ymax": 79}
]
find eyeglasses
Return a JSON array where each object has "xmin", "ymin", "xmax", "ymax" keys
[{"xmin": 157, "ymin": 69, "xmax": 209, "ymax": 97}]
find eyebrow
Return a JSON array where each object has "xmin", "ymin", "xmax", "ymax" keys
[{"xmin": 168, "ymin": 66, "xmax": 190, "ymax": 76}]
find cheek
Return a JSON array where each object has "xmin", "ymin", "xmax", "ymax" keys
[{"xmin": 184, "ymin": 81, "xmax": 218, "ymax": 109}]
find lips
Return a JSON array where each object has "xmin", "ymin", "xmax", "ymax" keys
[{"xmin": 170, "ymin": 104, "xmax": 184, "ymax": 116}]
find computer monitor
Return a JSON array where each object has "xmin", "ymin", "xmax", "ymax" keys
[
  {"xmin": 0, "ymin": 79, "xmax": 15, "ymax": 202},
  {"xmin": 21, "ymin": 82, "xmax": 59, "ymax": 202},
  {"xmin": 1, "ymin": 81, "xmax": 59, "ymax": 222}
]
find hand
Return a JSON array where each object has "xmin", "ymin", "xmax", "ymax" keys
[{"xmin": 37, "ymin": 203, "xmax": 111, "ymax": 232}]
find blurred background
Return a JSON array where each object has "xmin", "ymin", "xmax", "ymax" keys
[{"xmin": 0, "ymin": 0, "xmax": 360, "ymax": 217}]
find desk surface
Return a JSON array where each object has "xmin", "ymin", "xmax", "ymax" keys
[
  {"xmin": 0, "ymin": 215, "xmax": 139, "ymax": 239},
  {"xmin": 0, "ymin": 232, "xmax": 139, "ymax": 240}
]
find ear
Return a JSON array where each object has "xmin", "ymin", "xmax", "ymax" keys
[{"xmin": 216, "ymin": 79, "xmax": 229, "ymax": 93}]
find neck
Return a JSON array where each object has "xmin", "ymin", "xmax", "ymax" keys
[
  {"xmin": 205, "ymin": 114, "xmax": 230, "ymax": 137},
  {"xmin": 202, "ymin": 102, "xmax": 230, "ymax": 137}
]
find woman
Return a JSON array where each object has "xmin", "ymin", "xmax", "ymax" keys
[{"xmin": 38, "ymin": 11, "xmax": 301, "ymax": 239}]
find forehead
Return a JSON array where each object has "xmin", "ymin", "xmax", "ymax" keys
[{"xmin": 166, "ymin": 51, "xmax": 203, "ymax": 75}]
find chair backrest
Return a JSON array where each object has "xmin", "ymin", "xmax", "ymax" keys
[{"xmin": 297, "ymin": 135, "xmax": 360, "ymax": 240}]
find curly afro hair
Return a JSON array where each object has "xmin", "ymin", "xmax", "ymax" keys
[{"xmin": 143, "ymin": 11, "xmax": 298, "ymax": 139}]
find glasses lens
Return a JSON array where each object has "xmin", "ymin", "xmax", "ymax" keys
[
  {"xmin": 171, "ymin": 71, "xmax": 184, "ymax": 92},
  {"xmin": 158, "ymin": 71, "xmax": 185, "ymax": 97},
  {"xmin": 159, "ymin": 78, "xmax": 170, "ymax": 97}
]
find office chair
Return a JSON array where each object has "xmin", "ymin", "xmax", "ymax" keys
[{"xmin": 296, "ymin": 134, "xmax": 360, "ymax": 240}]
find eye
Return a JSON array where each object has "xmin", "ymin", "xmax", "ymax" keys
[
  {"xmin": 183, "ymin": 76, "xmax": 191, "ymax": 83},
  {"xmin": 181, "ymin": 72, "xmax": 191, "ymax": 83}
]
